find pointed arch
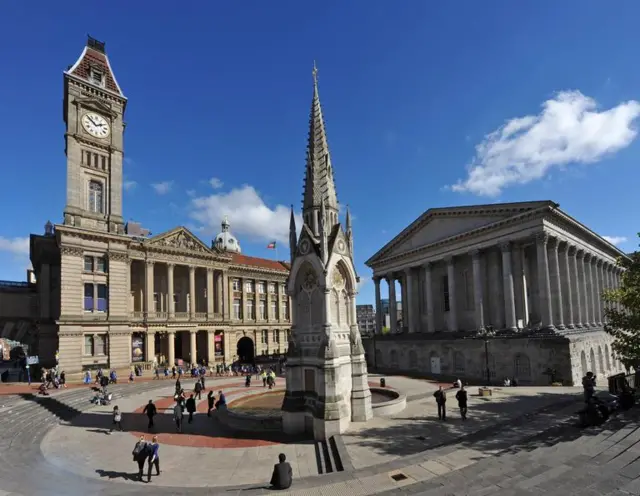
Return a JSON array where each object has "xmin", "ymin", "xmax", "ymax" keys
[
  {"xmin": 580, "ymin": 350, "xmax": 588, "ymax": 376},
  {"xmin": 287, "ymin": 254, "xmax": 326, "ymax": 295},
  {"xmin": 597, "ymin": 346, "xmax": 604, "ymax": 374},
  {"xmin": 605, "ymin": 344, "xmax": 611, "ymax": 371},
  {"xmin": 589, "ymin": 348, "xmax": 596, "ymax": 374}
]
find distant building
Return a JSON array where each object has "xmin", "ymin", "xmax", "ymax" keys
[
  {"xmin": 377, "ymin": 298, "xmax": 402, "ymax": 333},
  {"xmin": 356, "ymin": 304, "xmax": 375, "ymax": 335}
]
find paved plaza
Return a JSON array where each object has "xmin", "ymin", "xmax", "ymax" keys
[{"xmin": 1, "ymin": 375, "xmax": 640, "ymax": 495}]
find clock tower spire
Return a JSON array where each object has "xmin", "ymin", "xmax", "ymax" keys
[{"xmin": 62, "ymin": 35, "xmax": 127, "ymax": 233}]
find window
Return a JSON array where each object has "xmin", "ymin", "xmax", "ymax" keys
[
  {"xmin": 257, "ymin": 282, "xmax": 266, "ymax": 294},
  {"xmin": 96, "ymin": 256, "xmax": 107, "ymax": 273},
  {"xmin": 90, "ymin": 69, "xmax": 104, "ymax": 87},
  {"xmin": 96, "ymin": 284, "xmax": 108, "ymax": 312},
  {"xmin": 274, "ymin": 330, "xmax": 280, "ymax": 344},
  {"xmin": 94, "ymin": 334, "xmax": 107, "ymax": 355},
  {"xmin": 101, "ymin": 155, "xmax": 107, "ymax": 170},
  {"xmin": 269, "ymin": 283, "xmax": 276, "ymax": 294},
  {"xmin": 153, "ymin": 293, "xmax": 159, "ymax": 312},
  {"xmin": 259, "ymin": 300, "xmax": 266, "ymax": 320},
  {"xmin": 84, "ymin": 283, "xmax": 94, "ymax": 311},
  {"xmin": 88, "ymin": 180, "xmax": 103, "ymax": 214},
  {"xmin": 261, "ymin": 330, "xmax": 268, "ymax": 344},
  {"xmin": 281, "ymin": 284, "xmax": 286, "ymax": 294},
  {"xmin": 84, "ymin": 335, "xmax": 93, "ymax": 355},
  {"xmin": 246, "ymin": 300, "xmax": 255, "ymax": 319},
  {"xmin": 84, "ymin": 256, "xmax": 94, "ymax": 272},
  {"xmin": 233, "ymin": 298, "xmax": 242, "ymax": 319},
  {"xmin": 282, "ymin": 302, "xmax": 289, "ymax": 320},
  {"xmin": 443, "ymin": 275, "xmax": 450, "ymax": 312},
  {"xmin": 232, "ymin": 279, "xmax": 240, "ymax": 291},
  {"xmin": 270, "ymin": 300, "xmax": 278, "ymax": 319},
  {"xmin": 245, "ymin": 281, "xmax": 254, "ymax": 293},
  {"xmin": 463, "ymin": 270, "xmax": 472, "ymax": 310}
]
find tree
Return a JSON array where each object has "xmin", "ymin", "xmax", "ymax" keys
[{"xmin": 604, "ymin": 235, "xmax": 640, "ymax": 369}]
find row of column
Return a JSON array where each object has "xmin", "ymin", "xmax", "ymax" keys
[
  {"xmin": 373, "ymin": 232, "xmax": 624, "ymax": 334},
  {"xmin": 144, "ymin": 261, "xmax": 226, "ymax": 319},
  {"xmin": 144, "ymin": 329, "xmax": 213, "ymax": 367}
]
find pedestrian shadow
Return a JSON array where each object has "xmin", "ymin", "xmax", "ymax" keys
[
  {"xmin": 95, "ymin": 468, "xmax": 138, "ymax": 481},
  {"xmin": 85, "ymin": 428, "xmax": 110, "ymax": 435}
]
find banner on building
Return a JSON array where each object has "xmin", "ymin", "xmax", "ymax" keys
[
  {"xmin": 131, "ymin": 335, "xmax": 145, "ymax": 362},
  {"xmin": 214, "ymin": 333, "xmax": 223, "ymax": 357}
]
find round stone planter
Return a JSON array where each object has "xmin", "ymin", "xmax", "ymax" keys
[{"xmin": 370, "ymin": 387, "xmax": 407, "ymax": 416}]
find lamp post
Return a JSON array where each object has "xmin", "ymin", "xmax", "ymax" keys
[{"xmin": 476, "ymin": 326, "xmax": 495, "ymax": 386}]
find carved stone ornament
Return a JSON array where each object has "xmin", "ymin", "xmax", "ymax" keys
[
  {"xmin": 301, "ymin": 269, "xmax": 318, "ymax": 292},
  {"xmin": 61, "ymin": 246, "xmax": 84, "ymax": 257},
  {"xmin": 299, "ymin": 239, "xmax": 310, "ymax": 255},
  {"xmin": 350, "ymin": 326, "xmax": 364, "ymax": 355},
  {"xmin": 160, "ymin": 231, "xmax": 206, "ymax": 253},
  {"xmin": 337, "ymin": 239, "xmax": 346, "ymax": 254},
  {"xmin": 108, "ymin": 251, "xmax": 129, "ymax": 263},
  {"xmin": 332, "ymin": 268, "xmax": 345, "ymax": 290}
]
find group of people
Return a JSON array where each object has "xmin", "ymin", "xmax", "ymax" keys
[
  {"xmin": 132, "ymin": 435, "xmax": 161, "ymax": 483},
  {"xmin": 433, "ymin": 384, "xmax": 468, "ymax": 421},
  {"xmin": 38, "ymin": 368, "xmax": 67, "ymax": 394}
]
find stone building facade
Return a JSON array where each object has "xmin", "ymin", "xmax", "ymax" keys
[
  {"xmin": 27, "ymin": 37, "xmax": 292, "ymax": 378},
  {"xmin": 365, "ymin": 201, "xmax": 627, "ymax": 385}
]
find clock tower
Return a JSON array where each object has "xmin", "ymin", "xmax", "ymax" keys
[{"xmin": 62, "ymin": 36, "xmax": 127, "ymax": 233}]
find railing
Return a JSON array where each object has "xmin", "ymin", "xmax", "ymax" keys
[
  {"xmin": 194, "ymin": 312, "xmax": 207, "ymax": 321},
  {"xmin": 132, "ymin": 311, "xmax": 144, "ymax": 320},
  {"xmin": 152, "ymin": 312, "xmax": 168, "ymax": 320},
  {"xmin": 127, "ymin": 311, "xmax": 289, "ymax": 324},
  {"xmin": 175, "ymin": 312, "xmax": 189, "ymax": 320}
]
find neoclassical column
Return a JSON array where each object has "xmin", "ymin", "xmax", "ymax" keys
[
  {"xmin": 373, "ymin": 277, "xmax": 382, "ymax": 334},
  {"xmin": 595, "ymin": 259, "xmax": 603, "ymax": 326},
  {"xmin": 560, "ymin": 243, "xmax": 575, "ymax": 329},
  {"xmin": 222, "ymin": 270, "xmax": 230, "ymax": 320},
  {"xmin": 145, "ymin": 330, "xmax": 156, "ymax": 362},
  {"xmin": 168, "ymin": 331, "xmax": 176, "ymax": 366},
  {"xmin": 547, "ymin": 237, "xmax": 564, "ymax": 330},
  {"xmin": 535, "ymin": 233, "xmax": 554, "ymax": 331},
  {"xmin": 206, "ymin": 268, "xmax": 214, "ymax": 318},
  {"xmin": 216, "ymin": 271, "xmax": 223, "ymax": 315},
  {"xmin": 500, "ymin": 243, "xmax": 518, "ymax": 331},
  {"xmin": 578, "ymin": 251, "xmax": 591, "ymax": 327},
  {"xmin": 405, "ymin": 268, "xmax": 416, "ymax": 333},
  {"xmin": 470, "ymin": 249, "xmax": 485, "ymax": 331},
  {"xmin": 189, "ymin": 266, "xmax": 196, "ymax": 318},
  {"xmin": 167, "ymin": 264, "xmax": 175, "ymax": 318},
  {"xmin": 207, "ymin": 330, "xmax": 215, "ymax": 363},
  {"xmin": 423, "ymin": 263, "xmax": 435, "ymax": 333},
  {"xmin": 189, "ymin": 330, "xmax": 197, "ymax": 364},
  {"xmin": 513, "ymin": 244, "xmax": 527, "ymax": 328},
  {"xmin": 446, "ymin": 257, "xmax": 458, "ymax": 331},
  {"xmin": 573, "ymin": 249, "xmax": 584, "ymax": 328},
  {"xmin": 585, "ymin": 254, "xmax": 597, "ymax": 327},
  {"xmin": 387, "ymin": 275, "xmax": 398, "ymax": 334},
  {"xmin": 145, "ymin": 261, "xmax": 155, "ymax": 316}
]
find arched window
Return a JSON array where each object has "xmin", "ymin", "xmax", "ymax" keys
[
  {"xmin": 514, "ymin": 353, "xmax": 531, "ymax": 379},
  {"xmin": 88, "ymin": 180, "xmax": 103, "ymax": 213},
  {"xmin": 605, "ymin": 344, "xmax": 611, "ymax": 370},
  {"xmin": 589, "ymin": 348, "xmax": 597, "ymax": 374},
  {"xmin": 581, "ymin": 350, "xmax": 588, "ymax": 376},
  {"xmin": 597, "ymin": 346, "xmax": 604, "ymax": 374},
  {"xmin": 453, "ymin": 351, "xmax": 465, "ymax": 373}
]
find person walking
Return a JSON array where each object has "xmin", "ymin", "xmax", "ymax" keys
[
  {"xmin": 455, "ymin": 385, "xmax": 468, "ymax": 420},
  {"xmin": 433, "ymin": 386, "xmax": 447, "ymax": 421},
  {"xmin": 207, "ymin": 390, "xmax": 215, "ymax": 417},
  {"xmin": 200, "ymin": 375, "xmax": 206, "ymax": 391},
  {"xmin": 194, "ymin": 380, "xmax": 203, "ymax": 400},
  {"xmin": 110, "ymin": 405, "xmax": 124, "ymax": 433},
  {"xmin": 173, "ymin": 402, "xmax": 183, "ymax": 433},
  {"xmin": 186, "ymin": 394, "xmax": 197, "ymax": 424},
  {"xmin": 582, "ymin": 372, "xmax": 596, "ymax": 403},
  {"xmin": 132, "ymin": 436, "xmax": 148, "ymax": 482},
  {"xmin": 215, "ymin": 390, "xmax": 227, "ymax": 410},
  {"xmin": 147, "ymin": 435, "xmax": 160, "ymax": 482},
  {"xmin": 142, "ymin": 400, "xmax": 157, "ymax": 430}
]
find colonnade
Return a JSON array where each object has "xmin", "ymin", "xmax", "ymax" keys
[{"xmin": 373, "ymin": 232, "xmax": 624, "ymax": 334}]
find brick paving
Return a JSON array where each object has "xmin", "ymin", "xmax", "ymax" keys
[{"xmin": 3, "ymin": 377, "xmax": 640, "ymax": 496}]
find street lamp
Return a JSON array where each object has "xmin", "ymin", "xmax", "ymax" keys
[{"xmin": 476, "ymin": 326, "xmax": 496, "ymax": 386}]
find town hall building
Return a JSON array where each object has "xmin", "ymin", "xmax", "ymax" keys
[{"xmin": 27, "ymin": 37, "xmax": 292, "ymax": 378}]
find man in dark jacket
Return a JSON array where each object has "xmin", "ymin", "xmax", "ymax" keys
[
  {"xmin": 142, "ymin": 400, "xmax": 157, "ymax": 430},
  {"xmin": 455, "ymin": 385, "xmax": 468, "ymax": 420},
  {"xmin": 270, "ymin": 453, "xmax": 293, "ymax": 490},
  {"xmin": 186, "ymin": 394, "xmax": 197, "ymax": 424},
  {"xmin": 194, "ymin": 380, "xmax": 203, "ymax": 400},
  {"xmin": 433, "ymin": 386, "xmax": 447, "ymax": 421},
  {"xmin": 173, "ymin": 402, "xmax": 183, "ymax": 433}
]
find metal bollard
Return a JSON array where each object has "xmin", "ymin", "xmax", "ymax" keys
[{"xmin": 380, "ymin": 378, "xmax": 386, "ymax": 388}]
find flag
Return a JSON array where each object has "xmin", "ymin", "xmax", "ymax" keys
[{"xmin": 267, "ymin": 241, "xmax": 277, "ymax": 249}]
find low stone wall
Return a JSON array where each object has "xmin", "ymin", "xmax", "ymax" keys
[
  {"xmin": 370, "ymin": 387, "xmax": 406, "ymax": 416},
  {"xmin": 217, "ymin": 406, "xmax": 283, "ymax": 432}
]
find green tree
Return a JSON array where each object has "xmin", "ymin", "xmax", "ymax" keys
[{"xmin": 604, "ymin": 235, "xmax": 640, "ymax": 369}]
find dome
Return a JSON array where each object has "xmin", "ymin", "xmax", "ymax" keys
[{"xmin": 214, "ymin": 216, "xmax": 241, "ymax": 253}]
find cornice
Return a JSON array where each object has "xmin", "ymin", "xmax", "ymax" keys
[
  {"xmin": 367, "ymin": 205, "xmax": 551, "ymax": 268},
  {"xmin": 56, "ymin": 224, "xmax": 131, "ymax": 245},
  {"xmin": 228, "ymin": 264, "xmax": 289, "ymax": 278}
]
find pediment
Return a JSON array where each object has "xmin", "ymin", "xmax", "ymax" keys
[
  {"xmin": 74, "ymin": 97, "xmax": 117, "ymax": 117},
  {"xmin": 146, "ymin": 227, "xmax": 211, "ymax": 254},
  {"xmin": 328, "ymin": 225, "xmax": 349, "ymax": 257},
  {"xmin": 368, "ymin": 201, "xmax": 554, "ymax": 265},
  {"xmin": 296, "ymin": 225, "xmax": 320, "ymax": 258}
]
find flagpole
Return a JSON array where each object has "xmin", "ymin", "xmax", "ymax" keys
[{"xmin": 275, "ymin": 245, "xmax": 279, "ymax": 260}]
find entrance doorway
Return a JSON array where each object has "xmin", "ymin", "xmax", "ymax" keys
[{"xmin": 237, "ymin": 336, "xmax": 255, "ymax": 364}]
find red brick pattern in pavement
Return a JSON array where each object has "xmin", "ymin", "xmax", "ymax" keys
[{"xmin": 129, "ymin": 384, "xmax": 285, "ymax": 449}]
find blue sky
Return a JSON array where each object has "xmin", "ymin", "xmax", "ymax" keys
[{"xmin": 0, "ymin": 2, "xmax": 639, "ymax": 305}]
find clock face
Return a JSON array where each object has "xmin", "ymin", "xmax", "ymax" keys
[{"xmin": 81, "ymin": 112, "xmax": 110, "ymax": 139}]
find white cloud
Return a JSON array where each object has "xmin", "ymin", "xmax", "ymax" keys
[
  {"xmin": 450, "ymin": 91, "xmax": 640, "ymax": 196},
  {"xmin": 186, "ymin": 189, "xmax": 196, "ymax": 197},
  {"xmin": 603, "ymin": 235, "xmax": 627, "ymax": 246},
  {"xmin": 209, "ymin": 177, "xmax": 224, "ymax": 189},
  {"xmin": 123, "ymin": 179, "xmax": 137, "ymax": 191},
  {"xmin": 190, "ymin": 185, "xmax": 302, "ymax": 244},
  {"xmin": 356, "ymin": 278, "xmax": 369, "ymax": 292},
  {"xmin": 151, "ymin": 181, "xmax": 174, "ymax": 195},
  {"xmin": 0, "ymin": 236, "xmax": 29, "ymax": 256}
]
